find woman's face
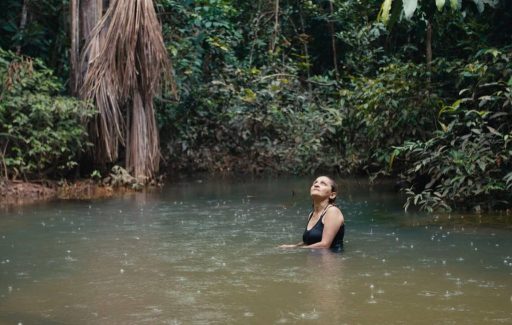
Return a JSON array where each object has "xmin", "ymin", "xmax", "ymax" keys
[{"xmin": 310, "ymin": 176, "xmax": 335, "ymax": 201}]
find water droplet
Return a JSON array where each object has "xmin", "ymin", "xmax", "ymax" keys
[{"xmin": 120, "ymin": 269, "xmax": 124, "ymax": 274}]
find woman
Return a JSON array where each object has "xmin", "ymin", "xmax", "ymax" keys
[{"xmin": 280, "ymin": 176, "xmax": 345, "ymax": 250}]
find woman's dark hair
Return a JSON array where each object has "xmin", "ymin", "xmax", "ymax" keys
[{"xmin": 326, "ymin": 176, "xmax": 338, "ymax": 204}]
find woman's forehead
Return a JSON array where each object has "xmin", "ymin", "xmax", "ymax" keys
[{"xmin": 314, "ymin": 176, "xmax": 331, "ymax": 183}]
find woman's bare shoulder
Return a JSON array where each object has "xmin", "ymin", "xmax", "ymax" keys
[{"xmin": 325, "ymin": 205, "xmax": 344, "ymax": 220}]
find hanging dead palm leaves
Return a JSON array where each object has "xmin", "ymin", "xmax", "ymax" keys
[{"xmin": 79, "ymin": 0, "xmax": 176, "ymax": 182}]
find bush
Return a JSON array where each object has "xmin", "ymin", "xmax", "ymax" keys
[
  {"xmin": 337, "ymin": 60, "xmax": 440, "ymax": 174},
  {"xmin": 159, "ymin": 62, "xmax": 341, "ymax": 175},
  {"xmin": 394, "ymin": 48, "xmax": 512, "ymax": 211},
  {"xmin": 0, "ymin": 49, "xmax": 95, "ymax": 180}
]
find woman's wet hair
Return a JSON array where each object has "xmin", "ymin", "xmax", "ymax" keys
[{"xmin": 326, "ymin": 176, "xmax": 338, "ymax": 204}]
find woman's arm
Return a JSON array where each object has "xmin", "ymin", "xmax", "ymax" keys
[
  {"xmin": 301, "ymin": 207, "xmax": 344, "ymax": 249},
  {"xmin": 279, "ymin": 242, "xmax": 305, "ymax": 248}
]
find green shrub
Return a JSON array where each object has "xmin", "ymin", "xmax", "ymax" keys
[
  {"xmin": 159, "ymin": 62, "xmax": 341, "ymax": 174},
  {"xmin": 394, "ymin": 48, "xmax": 512, "ymax": 211},
  {"xmin": 338, "ymin": 61, "xmax": 440, "ymax": 174},
  {"xmin": 0, "ymin": 49, "xmax": 95, "ymax": 180}
]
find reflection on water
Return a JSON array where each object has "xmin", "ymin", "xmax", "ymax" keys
[{"xmin": 0, "ymin": 177, "xmax": 511, "ymax": 324}]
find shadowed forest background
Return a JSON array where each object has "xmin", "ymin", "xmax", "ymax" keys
[{"xmin": 0, "ymin": 0, "xmax": 511, "ymax": 212}]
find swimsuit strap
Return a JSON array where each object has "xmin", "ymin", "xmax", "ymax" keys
[
  {"xmin": 308, "ymin": 204, "xmax": 330, "ymax": 220},
  {"xmin": 307, "ymin": 204, "xmax": 332, "ymax": 225}
]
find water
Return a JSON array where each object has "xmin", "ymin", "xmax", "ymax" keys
[{"xmin": 0, "ymin": 177, "xmax": 511, "ymax": 324}]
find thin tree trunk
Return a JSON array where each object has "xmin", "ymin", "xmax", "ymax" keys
[
  {"xmin": 70, "ymin": 0, "xmax": 80, "ymax": 95},
  {"xmin": 328, "ymin": 0, "xmax": 339, "ymax": 80},
  {"xmin": 248, "ymin": 0, "xmax": 264, "ymax": 66},
  {"xmin": 16, "ymin": 0, "xmax": 29, "ymax": 54},
  {"xmin": 426, "ymin": 19, "xmax": 432, "ymax": 83},
  {"xmin": 270, "ymin": 0, "xmax": 280, "ymax": 53},
  {"xmin": 298, "ymin": 4, "xmax": 312, "ymax": 92}
]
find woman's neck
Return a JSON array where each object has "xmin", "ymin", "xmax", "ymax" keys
[{"xmin": 313, "ymin": 200, "xmax": 330, "ymax": 213}]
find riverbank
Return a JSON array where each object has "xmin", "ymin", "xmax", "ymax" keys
[{"xmin": 0, "ymin": 180, "xmax": 118, "ymax": 207}]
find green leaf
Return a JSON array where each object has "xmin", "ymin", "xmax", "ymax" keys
[
  {"xmin": 436, "ymin": 0, "xmax": 446, "ymax": 11},
  {"xmin": 450, "ymin": 0, "xmax": 461, "ymax": 10},
  {"xmin": 378, "ymin": 0, "xmax": 394, "ymax": 24},
  {"xmin": 402, "ymin": 0, "xmax": 418, "ymax": 20}
]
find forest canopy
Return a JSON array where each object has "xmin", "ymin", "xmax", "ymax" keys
[{"xmin": 0, "ymin": 0, "xmax": 511, "ymax": 211}]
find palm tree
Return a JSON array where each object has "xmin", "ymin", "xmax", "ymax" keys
[{"xmin": 70, "ymin": 0, "xmax": 175, "ymax": 182}]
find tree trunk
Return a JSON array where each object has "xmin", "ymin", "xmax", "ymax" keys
[
  {"xmin": 426, "ymin": 19, "xmax": 432, "ymax": 84},
  {"xmin": 70, "ymin": 0, "xmax": 103, "ymax": 95},
  {"xmin": 16, "ymin": 0, "xmax": 29, "ymax": 54},
  {"xmin": 298, "ymin": 5, "xmax": 312, "ymax": 92},
  {"xmin": 328, "ymin": 0, "xmax": 339, "ymax": 80},
  {"xmin": 70, "ymin": 0, "xmax": 80, "ymax": 95},
  {"xmin": 270, "ymin": 0, "xmax": 280, "ymax": 53}
]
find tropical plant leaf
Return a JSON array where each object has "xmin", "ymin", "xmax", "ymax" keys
[
  {"xmin": 436, "ymin": 0, "xmax": 446, "ymax": 11},
  {"xmin": 402, "ymin": 0, "xmax": 418, "ymax": 20}
]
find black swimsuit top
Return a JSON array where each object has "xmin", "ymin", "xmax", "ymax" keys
[{"xmin": 302, "ymin": 205, "xmax": 344, "ymax": 250}]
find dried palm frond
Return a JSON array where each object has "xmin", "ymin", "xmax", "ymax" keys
[{"xmin": 79, "ymin": 0, "xmax": 175, "ymax": 181}]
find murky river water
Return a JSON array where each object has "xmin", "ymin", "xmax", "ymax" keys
[{"xmin": 1, "ymin": 177, "xmax": 511, "ymax": 324}]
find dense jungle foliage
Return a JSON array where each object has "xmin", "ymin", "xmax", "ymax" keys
[{"xmin": 0, "ymin": 0, "xmax": 511, "ymax": 211}]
